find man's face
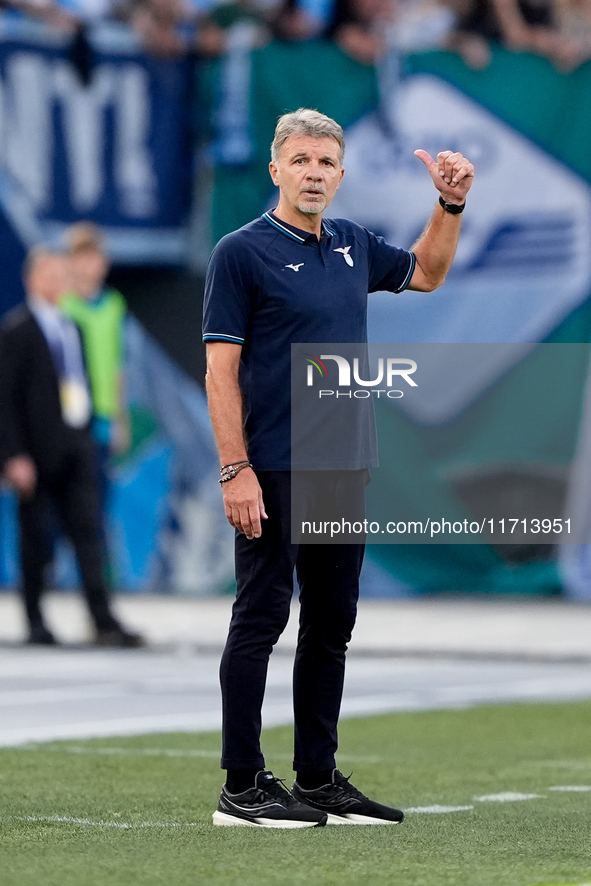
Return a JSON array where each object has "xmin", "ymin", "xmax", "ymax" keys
[
  {"xmin": 269, "ymin": 135, "xmax": 344, "ymax": 218},
  {"xmin": 70, "ymin": 248, "xmax": 109, "ymax": 299},
  {"xmin": 28, "ymin": 255, "xmax": 69, "ymax": 305}
]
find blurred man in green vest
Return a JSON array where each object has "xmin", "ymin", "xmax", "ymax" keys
[{"xmin": 61, "ymin": 223, "xmax": 130, "ymax": 547}]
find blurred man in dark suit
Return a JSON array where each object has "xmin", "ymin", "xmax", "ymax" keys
[{"xmin": 0, "ymin": 246, "xmax": 143, "ymax": 647}]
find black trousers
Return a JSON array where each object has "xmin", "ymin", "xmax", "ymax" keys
[
  {"xmin": 18, "ymin": 437, "xmax": 116, "ymax": 632},
  {"xmin": 220, "ymin": 470, "xmax": 367, "ymax": 773}
]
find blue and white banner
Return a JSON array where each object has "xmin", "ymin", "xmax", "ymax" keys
[{"xmin": 0, "ymin": 25, "xmax": 194, "ymax": 266}]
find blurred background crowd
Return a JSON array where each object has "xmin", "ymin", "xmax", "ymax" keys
[
  {"xmin": 2, "ymin": 0, "xmax": 591, "ymax": 608},
  {"xmin": 3, "ymin": 0, "xmax": 591, "ymax": 69}
]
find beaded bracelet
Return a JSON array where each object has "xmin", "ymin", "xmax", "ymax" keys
[{"xmin": 219, "ymin": 460, "xmax": 253, "ymax": 484}]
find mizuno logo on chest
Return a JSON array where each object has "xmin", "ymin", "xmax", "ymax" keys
[{"xmin": 285, "ymin": 263, "xmax": 304, "ymax": 272}]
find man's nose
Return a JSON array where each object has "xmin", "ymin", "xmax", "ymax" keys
[{"xmin": 306, "ymin": 166, "xmax": 322, "ymax": 180}]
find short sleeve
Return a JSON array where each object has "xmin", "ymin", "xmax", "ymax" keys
[
  {"xmin": 202, "ymin": 233, "xmax": 257, "ymax": 345},
  {"xmin": 365, "ymin": 230, "xmax": 416, "ymax": 294}
]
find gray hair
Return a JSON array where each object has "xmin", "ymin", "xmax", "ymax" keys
[
  {"xmin": 66, "ymin": 221, "xmax": 106, "ymax": 255},
  {"xmin": 271, "ymin": 108, "xmax": 345, "ymax": 164}
]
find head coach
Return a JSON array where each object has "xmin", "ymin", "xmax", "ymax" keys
[{"xmin": 203, "ymin": 108, "xmax": 474, "ymax": 828}]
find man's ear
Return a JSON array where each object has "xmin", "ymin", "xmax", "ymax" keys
[
  {"xmin": 335, "ymin": 166, "xmax": 345, "ymax": 190},
  {"xmin": 269, "ymin": 160, "xmax": 279, "ymax": 186}
]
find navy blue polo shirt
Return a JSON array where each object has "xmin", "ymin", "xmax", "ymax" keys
[{"xmin": 202, "ymin": 210, "xmax": 415, "ymax": 470}]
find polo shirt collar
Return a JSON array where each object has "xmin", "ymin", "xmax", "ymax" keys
[{"xmin": 263, "ymin": 209, "xmax": 333, "ymax": 243}]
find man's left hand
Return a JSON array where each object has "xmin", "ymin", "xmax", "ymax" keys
[{"xmin": 414, "ymin": 149, "xmax": 474, "ymax": 205}]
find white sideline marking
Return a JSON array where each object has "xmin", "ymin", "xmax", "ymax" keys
[
  {"xmin": 6, "ymin": 815, "xmax": 198, "ymax": 829},
  {"xmin": 474, "ymin": 792, "xmax": 542, "ymax": 803},
  {"xmin": 21, "ymin": 744, "xmax": 382, "ymax": 764},
  {"xmin": 10, "ymin": 748, "xmax": 591, "ymax": 823},
  {"xmin": 406, "ymin": 805, "xmax": 474, "ymax": 815},
  {"xmin": 0, "ymin": 711, "xmax": 224, "ymax": 748},
  {"xmin": 44, "ymin": 745, "xmax": 221, "ymax": 759},
  {"xmin": 548, "ymin": 785, "xmax": 591, "ymax": 792},
  {"xmin": 534, "ymin": 760, "xmax": 591, "ymax": 770},
  {"xmin": 5, "ymin": 782, "xmax": 590, "ymax": 829}
]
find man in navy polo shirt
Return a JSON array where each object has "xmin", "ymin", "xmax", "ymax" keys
[{"xmin": 203, "ymin": 108, "xmax": 474, "ymax": 828}]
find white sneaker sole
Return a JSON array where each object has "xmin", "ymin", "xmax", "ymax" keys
[
  {"xmin": 212, "ymin": 811, "xmax": 323, "ymax": 829},
  {"xmin": 326, "ymin": 812, "xmax": 402, "ymax": 825}
]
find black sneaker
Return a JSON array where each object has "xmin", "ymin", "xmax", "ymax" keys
[
  {"xmin": 27, "ymin": 624, "xmax": 58, "ymax": 646},
  {"xmin": 292, "ymin": 769, "xmax": 404, "ymax": 825},
  {"xmin": 213, "ymin": 770, "xmax": 328, "ymax": 829},
  {"xmin": 94, "ymin": 627, "xmax": 145, "ymax": 648}
]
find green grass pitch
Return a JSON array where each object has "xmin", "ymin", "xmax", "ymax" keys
[{"xmin": 2, "ymin": 700, "xmax": 591, "ymax": 886}]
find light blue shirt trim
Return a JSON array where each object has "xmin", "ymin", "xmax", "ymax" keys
[
  {"xmin": 263, "ymin": 212, "xmax": 306, "ymax": 243},
  {"xmin": 203, "ymin": 332, "xmax": 245, "ymax": 344},
  {"xmin": 395, "ymin": 252, "xmax": 416, "ymax": 293}
]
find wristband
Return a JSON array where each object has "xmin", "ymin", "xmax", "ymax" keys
[{"xmin": 219, "ymin": 461, "xmax": 253, "ymax": 484}]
